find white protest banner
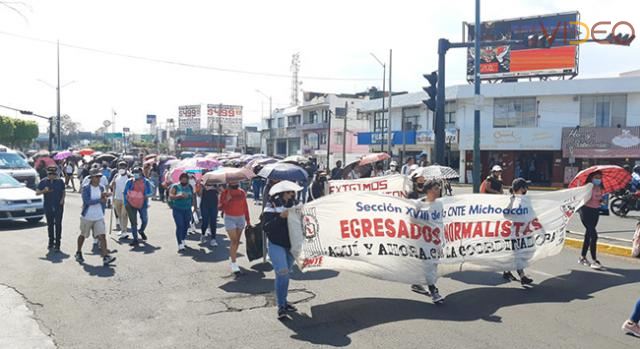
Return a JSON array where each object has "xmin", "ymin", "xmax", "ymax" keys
[
  {"xmin": 326, "ymin": 174, "xmax": 411, "ymax": 198},
  {"xmin": 288, "ymin": 185, "xmax": 592, "ymax": 285}
]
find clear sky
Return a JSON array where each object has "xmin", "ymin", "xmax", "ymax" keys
[{"xmin": 0, "ymin": 0, "xmax": 638, "ymax": 133}]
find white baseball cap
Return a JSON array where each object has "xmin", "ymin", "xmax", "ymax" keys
[{"xmin": 491, "ymin": 165, "xmax": 503, "ymax": 172}]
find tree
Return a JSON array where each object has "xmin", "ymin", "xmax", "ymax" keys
[
  {"xmin": 0, "ymin": 116, "xmax": 15, "ymax": 145},
  {"xmin": 60, "ymin": 114, "xmax": 80, "ymax": 136},
  {"xmin": 12, "ymin": 119, "xmax": 39, "ymax": 148}
]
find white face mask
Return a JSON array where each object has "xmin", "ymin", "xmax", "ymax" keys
[
  {"xmin": 118, "ymin": 169, "xmax": 126, "ymax": 175},
  {"xmin": 189, "ymin": 180, "xmax": 196, "ymax": 186}
]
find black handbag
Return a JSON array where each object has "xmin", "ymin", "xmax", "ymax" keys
[{"xmin": 244, "ymin": 221, "xmax": 264, "ymax": 261}]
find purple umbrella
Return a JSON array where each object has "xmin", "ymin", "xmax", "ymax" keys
[{"xmin": 53, "ymin": 150, "xmax": 72, "ymax": 161}]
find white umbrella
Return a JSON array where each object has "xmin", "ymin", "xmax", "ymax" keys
[
  {"xmin": 410, "ymin": 165, "xmax": 459, "ymax": 180},
  {"xmin": 269, "ymin": 180, "xmax": 303, "ymax": 196}
]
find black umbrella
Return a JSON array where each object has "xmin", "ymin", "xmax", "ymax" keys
[{"xmin": 94, "ymin": 153, "xmax": 117, "ymax": 163}]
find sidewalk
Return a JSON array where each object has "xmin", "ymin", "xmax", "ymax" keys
[{"xmin": 0, "ymin": 284, "xmax": 56, "ymax": 349}]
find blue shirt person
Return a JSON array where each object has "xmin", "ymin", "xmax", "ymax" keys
[{"xmin": 36, "ymin": 166, "xmax": 66, "ymax": 250}]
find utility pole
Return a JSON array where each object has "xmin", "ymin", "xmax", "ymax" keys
[
  {"xmin": 472, "ymin": 0, "xmax": 482, "ymax": 193},
  {"xmin": 386, "ymin": 49, "xmax": 393, "ymax": 157},
  {"xmin": 434, "ymin": 38, "xmax": 447, "ymax": 166},
  {"xmin": 326, "ymin": 110, "xmax": 332, "ymax": 169},
  {"xmin": 342, "ymin": 102, "xmax": 347, "ymax": 164},
  {"xmin": 218, "ymin": 103, "xmax": 223, "ymax": 153},
  {"xmin": 56, "ymin": 40, "xmax": 61, "ymax": 149},
  {"xmin": 370, "ymin": 53, "xmax": 386, "ymax": 153}
]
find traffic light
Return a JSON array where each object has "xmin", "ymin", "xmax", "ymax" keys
[{"xmin": 422, "ymin": 71, "xmax": 438, "ymax": 112}]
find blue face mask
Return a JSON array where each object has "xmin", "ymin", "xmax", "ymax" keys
[
  {"xmin": 134, "ymin": 174, "xmax": 141, "ymax": 180},
  {"xmin": 592, "ymin": 178, "xmax": 602, "ymax": 186}
]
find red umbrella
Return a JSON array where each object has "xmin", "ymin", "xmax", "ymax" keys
[
  {"xmin": 569, "ymin": 165, "xmax": 631, "ymax": 193},
  {"xmin": 78, "ymin": 148, "xmax": 95, "ymax": 156},
  {"xmin": 359, "ymin": 152, "xmax": 390, "ymax": 166}
]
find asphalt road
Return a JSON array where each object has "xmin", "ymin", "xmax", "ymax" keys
[
  {"xmin": 0, "ymin": 190, "xmax": 639, "ymax": 348},
  {"xmin": 453, "ymin": 186, "xmax": 639, "ymax": 245}
]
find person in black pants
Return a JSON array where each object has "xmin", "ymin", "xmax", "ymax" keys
[
  {"xmin": 579, "ymin": 171, "xmax": 604, "ymax": 270},
  {"xmin": 200, "ymin": 181, "xmax": 219, "ymax": 247},
  {"xmin": 36, "ymin": 166, "xmax": 66, "ymax": 251}
]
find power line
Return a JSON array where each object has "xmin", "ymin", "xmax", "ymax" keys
[{"xmin": 0, "ymin": 30, "xmax": 378, "ymax": 82}]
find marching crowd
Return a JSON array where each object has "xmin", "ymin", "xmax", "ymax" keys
[{"xmin": 32, "ymin": 155, "xmax": 640, "ymax": 333}]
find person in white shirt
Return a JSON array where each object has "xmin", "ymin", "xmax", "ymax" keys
[
  {"xmin": 385, "ymin": 161, "xmax": 399, "ymax": 175},
  {"xmin": 75, "ymin": 169, "xmax": 116, "ymax": 266},
  {"xmin": 401, "ymin": 157, "xmax": 416, "ymax": 175},
  {"xmin": 81, "ymin": 164, "xmax": 110, "ymax": 247},
  {"xmin": 110, "ymin": 162, "xmax": 130, "ymax": 237}
]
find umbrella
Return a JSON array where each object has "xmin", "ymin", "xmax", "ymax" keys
[
  {"xmin": 33, "ymin": 150, "xmax": 50, "ymax": 159},
  {"xmin": 569, "ymin": 165, "xmax": 631, "ymax": 193},
  {"xmin": 258, "ymin": 163, "xmax": 309, "ymax": 182},
  {"xmin": 179, "ymin": 151, "xmax": 195, "ymax": 159},
  {"xmin": 158, "ymin": 155, "xmax": 176, "ymax": 162},
  {"xmin": 35, "ymin": 157, "xmax": 56, "ymax": 168},
  {"xmin": 411, "ymin": 165, "xmax": 460, "ymax": 180},
  {"xmin": 341, "ymin": 159, "xmax": 375, "ymax": 179},
  {"xmin": 202, "ymin": 167, "xmax": 255, "ymax": 184},
  {"xmin": 282, "ymin": 155, "xmax": 309, "ymax": 165},
  {"xmin": 359, "ymin": 152, "xmax": 391, "ymax": 166},
  {"xmin": 144, "ymin": 154, "xmax": 158, "ymax": 161},
  {"xmin": 269, "ymin": 180, "xmax": 303, "ymax": 196},
  {"xmin": 53, "ymin": 150, "xmax": 73, "ymax": 161},
  {"xmin": 78, "ymin": 148, "xmax": 95, "ymax": 156},
  {"xmin": 95, "ymin": 153, "xmax": 117, "ymax": 163},
  {"xmin": 247, "ymin": 157, "xmax": 278, "ymax": 169},
  {"xmin": 196, "ymin": 158, "xmax": 221, "ymax": 170},
  {"xmin": 143, "ymin": 158, "xmax": 156, "ymax": 166},
  {"xmin": 165, "ymin": 159, "xmax": 180, "ymax": 168},
  {"xmin": 169, "ymin": 166, "xmax": 203, "ymax": 183}
]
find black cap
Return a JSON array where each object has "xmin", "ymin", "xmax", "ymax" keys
[{"xmin": 511, "ymin": 178, "xmax": 531, "ymax": 192}]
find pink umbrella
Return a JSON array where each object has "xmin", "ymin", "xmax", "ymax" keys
[
  {"xmin": 169, "ymin": 167, "xmax": 203, "ymax": 183},
  {"xmin": 53, "ymin": 150, "xmax": 72, "ymax": 161},
  {"xmin": 196, "ymin": 158, "xmax": 221, "ymax": 170},
  {"xmin": 202, "ymin": 167, "xmax": 255, "ymax": 184},
  {"xmin": 359, "ymin": 152, "xmax": 390, "ymax": 166}
]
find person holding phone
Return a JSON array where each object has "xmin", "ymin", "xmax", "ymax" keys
[{"xmin": 36, "ymin": 166, "xmax": 66, "ymax": 251}]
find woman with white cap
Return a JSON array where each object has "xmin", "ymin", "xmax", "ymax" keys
[
  {"xmin": 481, "ymin": 165, "xmax": 504, "ymax": 194},
  {"xmin": 263, "ymin": 180, "xmax": 302, "ymax": 320}
]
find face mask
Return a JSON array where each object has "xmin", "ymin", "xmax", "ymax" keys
[
  {"xmin": 118, "ymin": 169, "xmax": 126, "ymax": 175},
  {"xmin": 133, "ymin": 174, "xmax": 141, "ymax": 180},
  {"xmin": 416, "ymin": 183, "xmax": 425, "ymax": 189},
  {"xmin": 189, "ymin": 180, "xmax": 196, "ymax": 186},
  {"xmin": 592, "ymin": 178, "xmax": 602, "ymax": 186},
  {"xmin": 230, "ymin": 185, "xmax": 239, "ymax": 189}
]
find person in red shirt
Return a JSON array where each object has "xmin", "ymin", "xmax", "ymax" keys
[{"xmin": 219, "ymin": 181, "xmax": 251, "ymax": 275}]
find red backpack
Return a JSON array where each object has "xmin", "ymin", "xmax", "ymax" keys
[{"xmin": 127, "ymin": 180, "xmax": 145, "ymax": 209}]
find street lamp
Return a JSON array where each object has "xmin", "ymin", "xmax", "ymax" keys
[
  {"xmin": 0, "ymin": 104, "xmax": 54, "ymax": 151},
  {"xmin": 36, "ymin": 77, "xmax": 77, "ymax": 150},
  {"xmin": 255, "ymin": 89, "xmax": 273, "ymax": 156},
  {"xmin": 370, "ymin": 53, "xmax": 386, "ymax": 153}
]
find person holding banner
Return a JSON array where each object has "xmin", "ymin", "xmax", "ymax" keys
[
  {"xmin": 263, "ymin": 180, "xmax": 302, "ymax": 319},
  {"xmin": 579, "ymin": 171, "xmax": 604, "ymax": 270},
  {"xmin": 410, "ymin": 179, "xmax": 444, "ymax": 304},
  {"xmin": 407, "ymin": 172, "xmax": 427, "ymax": 200},
  {"xmin": 502, "ymin": 178, "xmax": 534, "ymax": 285}
]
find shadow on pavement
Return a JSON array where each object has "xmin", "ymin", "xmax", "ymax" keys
[
  {"xmin": 282, "ymin": 267, "xmax": 640, "ymax": 347},
  {"xmin": 0, "ymin": 220, "xmax": 46, "ymax": 231},
  {"xmin": 130, "ymin": 242, "xmax": 162, "ymax": 254},
  {"xmin": 219, "ymin": 265, "xmax": 273, "ymax": 295},
  {"xmin": 448, "ymin": 270, "xmax": 511, "ymax": 287},
  {"xmin": 38, "ymin": 250, "xmax": 70, "ymax": 264},
  {"xmin": 81, "ymin": 263, "xmax": 116, "ymax": 278}
]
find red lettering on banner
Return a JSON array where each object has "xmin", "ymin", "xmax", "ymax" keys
[
  {"xmin": 432, "ymin": 228, "xmax": 441, "ymax": 245},
  {"xmin": 397, "ymin": 221, "xmax": 409, "ymax": 238},
  {"xmin": 340, "ymin": 220, "xmax": 349, "ymax": 239},
  {"xmin": 385, "ymin": 219, "xmax": 396, "ymax": 237},
  {"xmin": 373, "ymin": 218, "xmax": 384, "ymax": 237},
  {"xmin": 361, "ymin": 219, "xmax": 373, "ymax": 237},
  {"xmin": 473, "ymin": 223, "xmax": 484, "ymax": 238},
  {"xmin": 500, "ymin": 221, "xmax": 512, "ymax": 238}
]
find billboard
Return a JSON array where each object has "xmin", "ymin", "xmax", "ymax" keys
[
  {"xmin": 562, "ymin": 126, "xmax": 640, "ymax": 159},
  {"xmin": 466, "ymin": 12, "xmax": 579, "ymax": 80},
  {"xmin": 146, "ymin": 114, "xmax": 156, "ymax": 124},
  {"xmin": 207, "ymin": 104, "xmax": 243, "ymax": 135},
  {"xmin": 178, "ymin": 105, "xmax": 201, "ymax": 131}
]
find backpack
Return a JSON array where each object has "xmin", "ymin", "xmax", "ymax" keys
[{"xmin": 126, "ymin": 180, "xmax": 145, "ymax": 209}]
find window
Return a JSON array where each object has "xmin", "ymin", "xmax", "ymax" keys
[
  {"xmin": 304, "ymin": 111, "xmax": 318, "ymax": 124},
  {"xmin": 445, "ymin": 102, "xmax": 457, "ymax": 128},
  {"xmin": 321, "ymin": 109, "xmax": 330, "ymax": 123},
  {"xmin": 493, "ymin": 98, "xmax": 537, "ymax": 128},
  {"xmin": 580, "ymin": 95, "xmax": 627, "ymax": 127},
  {"xmin": 402, "ymin": 107, "xmax": 421, "ymax": 131},
  {"xmin": 277, "ymin": 117, "xmax": 284, "ymax": 128},
  {"xmin": 373, "ymin": 112, "xmax": 389, "ymax": 133},
  {"xmin": 335, "ymin": 132, "xmax": 344, "ymax": 145},
  {"xmin": 287, "ymin": 115, "xmax": 301, "ymax": 126},
  {"xmin": 304, "ymin": 133, "xmax": 319, "ymax": 149},
  {"xmin": 319, "ymin": 132, "xmax": 327, "ymax": 145}
]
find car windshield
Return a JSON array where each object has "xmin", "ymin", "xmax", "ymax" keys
[
  {"xmin": 0, "ymin": 152, "xmax": 30, "ymax": 169},
  {"xmin": 0, "ymin": 173, "xmax": 22, "ymax": 188}
]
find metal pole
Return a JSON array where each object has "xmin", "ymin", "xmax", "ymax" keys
[
  {"xmin": 472, "ymin": 0, "xmax": 482, "ymax": 193},
  {"xmin": 269, "ymin": 97, "xmax": 272, "ymax": 156},
  {"xmin": 401, "ymin": 109, "xmax": 406, "ymax": 164},
  {"xmin": 48, "ymin": 118, "xmax": 53, "ymax": 151},
  {"xmin": 218, "ymin": 103, "xmax": 223, "ymax": 153},
  {"xmin": 56, "ymin": 40, "xmax": 61, "ymax": 150},
  {"xmin": 435, "ymin": 39, "xmax": 447, "ymax": 166},
  {"xmin": 342, "ymin": 102, "xmax": 347, "ymax": 164},
  {"xmin": 386, "ymin": 49, "xmax": 393, "ymax": 158},
  {"xmin": 381, "ymin": 64, "xmax": 386, "ymax": 153},
  {"xmin": 326, "ymin": 110, "xmax": 332, "ymax": 169}
]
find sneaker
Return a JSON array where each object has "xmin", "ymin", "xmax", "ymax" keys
[
  {"xmin": 75, "ymin": 252, "xmax": 84, "ymax": 263},
  {"xmin": 210, "ymin": 239, "xmax": 218, "ymax": 247},
  {"xmin": 411, "ymin": 284, "xmax": 430, "ymax": 295},
  {"xmin": 129, "ymin": 239, "xmax": 140, "ymax": 247},
  {"xmin": 178, "ymin": 242, "xmax": 185, "ymax": 252},
  {"xmin": 622, "ymin": 320, "xmax": 640, "ymax": 337},
  {"xmin": 103, "ymin": 255, "xmax": 116, "ymax": 266},
  {"xmin": 431, "ymin": 288, "xmax": 444, "ymax": 304},
  {"xmin": 139, "ymin": 232, "xmax": 148, "ymax": 241},
  {"xmin": 284, "ymin": 303, "xmax": 297, "ymax": 312},
  {"xmin": 231, "ymin": 262, "xmax": 241, "ymax": 275},
  {"xmin": 579, "ymin": 257, "xmax": 590, "ymax": 266},
  {"xmin": 277, "ymin": 307, "xmax": 288, "ymax": 320},
  {"xmin": 200, "ymin": 233, "xmax": 207, "ymax": 244},
  {"xmin": 590, "ymin": 260, "xmax": 603, "ymax": 270},
  {"xmin": 53, "ymin": 246, "xmax": 61, "ymax": 253},
  {"xmin": 503, "ymin": 271, "xmax": 518, "ymax": 282},
  {"xmin": 520, "ymin": 276, "xmax": 534, "ymax": 285}
]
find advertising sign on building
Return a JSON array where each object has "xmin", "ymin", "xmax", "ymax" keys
[
  {"xmin": 178, "ymin": 105, "xmax": 201, "ymax": 131},
  {"xmin": 466, "ymin": 12, "xmax": 579, "ymax": 80},
  {"xmin": 146, "ymin": 114, "xmax": 157, "ymax": 124},
  {"xmin": 207, "ymin": 104, "xmax": 243, "ymax": 135},
  {"xmin": 562, "ymin": 126, "xmax": 640, "ymax": 159},
  {"xmin": 459, "ymin": 128, "xmax": 561, "ymax": 150}
]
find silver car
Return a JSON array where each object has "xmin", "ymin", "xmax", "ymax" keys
[{"xmin": 0, "ymin": 173, "xmax": 44, "ymax": 223}]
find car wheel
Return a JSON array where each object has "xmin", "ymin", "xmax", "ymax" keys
[{"xmin": 26, "ymin": 217, "xmax": 43, "ymax": 224}]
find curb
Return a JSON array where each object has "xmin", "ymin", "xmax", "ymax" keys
[{"xmin": 565, "ymin": 237, "xmax": 633, "ymax": 258}]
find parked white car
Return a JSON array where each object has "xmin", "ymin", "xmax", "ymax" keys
[{"xmin": 0, "ymin": 173, "xmax": 44, "ymax": 223}]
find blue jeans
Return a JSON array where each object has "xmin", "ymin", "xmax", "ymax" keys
[
  {"xmin": 201, "ymin": 206, "xmax": 218, "ymax": 239},
  {"xmin": 632, "ymin": 298, "xmax": 640, "ymax": 323},
  {"xmin": 172, "ymin": 208, "xmax": 191, "ymax": 245},
  {"xmin": 126, "ymin": 205, "xmax": 148, "ymax": 241},
  {"xmin": 252, "ymin": 181, "xmax": 263, "ymax": 201},
  {"xmin": 268, "ymin": 241, "xmax": 294, "ymax": 308}
]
